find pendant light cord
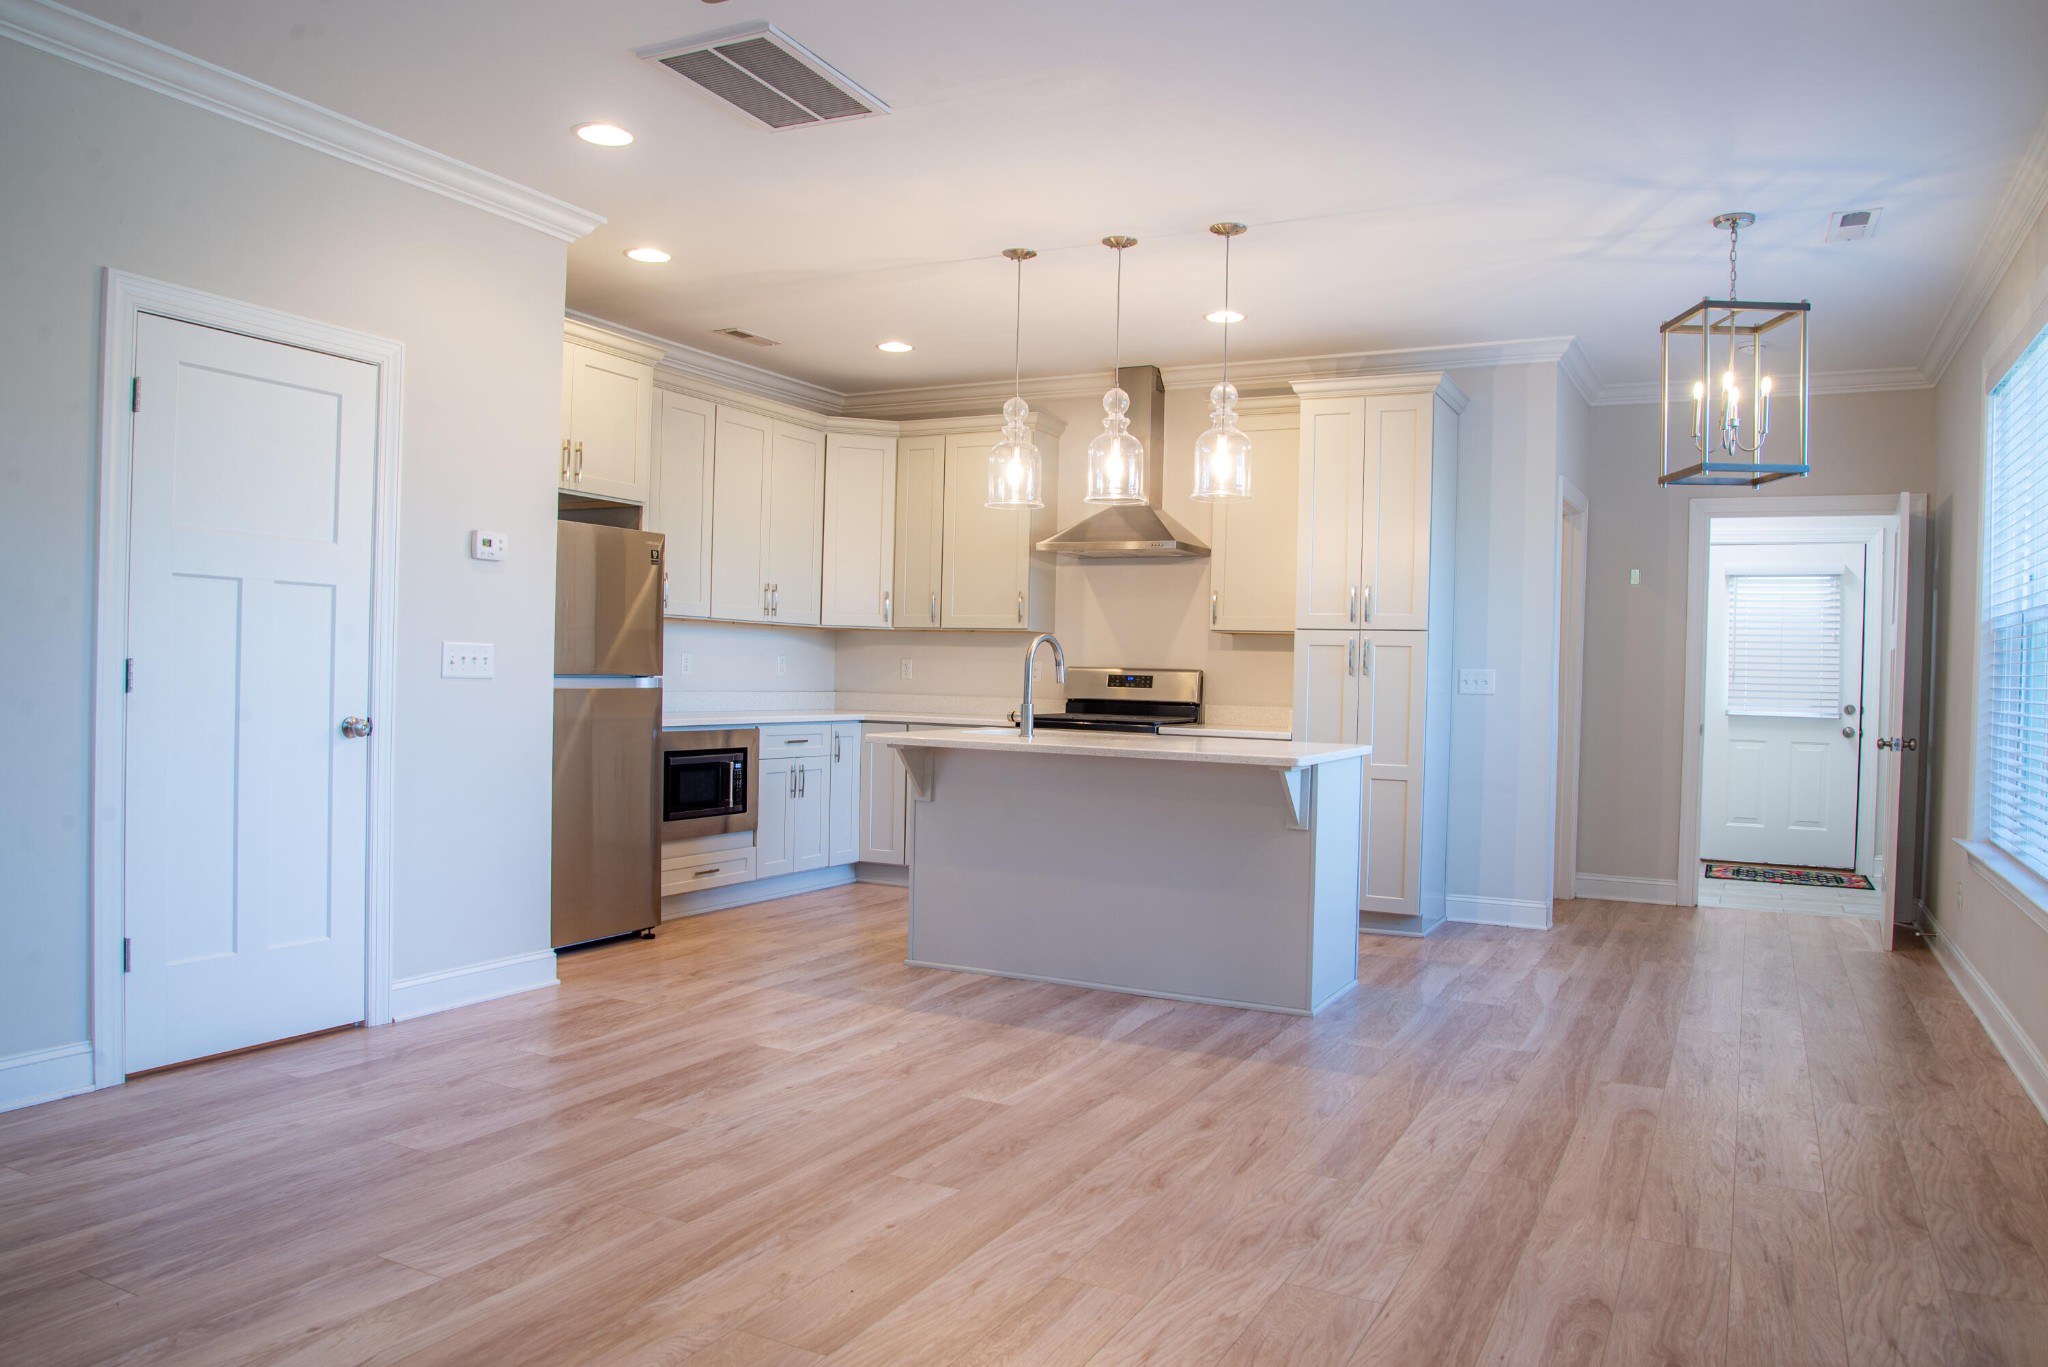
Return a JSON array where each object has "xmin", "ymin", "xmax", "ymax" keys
[
  {"xmin": 1012, "ymin": 255, "xmax": 1023, "ymax": 399},
  {"xmin": 1222, "ymin": 233, "xmax": 1232, "ymax": 385},
  {"xmin": 1112, "ymin": 246, "xmax": 1124, "ymax": 383}
]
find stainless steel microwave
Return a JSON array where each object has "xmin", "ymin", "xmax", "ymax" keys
[{"xmin": 661, "ymin": 729, "xmax": 758, "ymax": 837}]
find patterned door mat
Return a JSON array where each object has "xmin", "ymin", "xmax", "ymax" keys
[{"xmin": 1703, "ymin": 862, "xmax": 1874, "ymax": 890}]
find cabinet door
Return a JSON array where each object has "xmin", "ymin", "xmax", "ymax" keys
[
  {"xmin": 1211, "ymin": 415, "xmax": 1300, "ymax": 632},
  {"xmin": 893, "ymin": 434, "xmax": 946, "ymax": 629},
  {"xmin": 790, "ymin": 759, "xmax": 831, "ymax": 873},
  {"xmin": 764, "ymin": 421, "xmax": 825, "ymax": 626},
  {"xmin": 821, "ymin": 433, "xmax": 897, "ymax": 628},
  {"xmin": 859, "ymin": 724, "xmax": 909, "ymax": 865},
  {"xmin": 709, "ymin": 406, "xmax": 771, "ymax": 622},
  {"xmin": 1361, "ymin": 394, "xmax": 1435, "ymax": 631},
  {"xmin": 1357, "ymin": 632, "xmax": 1427, "ymax": 917},
  {"xmin": 828, "ymin": 724, "xmax": 861, "ymax": 866},
  {"xmin": 1292, "ymin": 631, "xmax": 1361, "ymax": 745},
  {"xmin": 650, "ymin": 391, "xmax": 715, "ymax": 619},
  {"xmin": 563, "ymin": 342, "xmax": 654, "ymax": 504},
  {"xmin": 755, "ymin": 758, "xmax": 793, "ymax": 880},
  {"xmin": 942, "ymin": 431, "xmax": 1030, "ymax": 629},
  {"xmin": 1297, "ymin": 398, "xmax": 1366, "ymax": 630}
]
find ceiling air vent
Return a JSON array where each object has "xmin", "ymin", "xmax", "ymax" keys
[
  {"xmin": 712, "ymin": 327, "xmax": 780, "ymax": 348},
  {"xmin": 1826, "ymin": 208, "xmax": 1881, "ymax": 242},
  {"xmin": 640, "ymin": 24, "xmax": 889, "ymax": 130}
]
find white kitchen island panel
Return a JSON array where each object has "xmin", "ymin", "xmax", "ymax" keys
[{"xmin": 876, "ymin": 731, "xmax": 1365, "ymax": 1014}]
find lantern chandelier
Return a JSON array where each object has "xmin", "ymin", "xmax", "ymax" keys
[
  {"xmin": 1659, "ymin": 212, "xmax": 1811, "ymax": 488},
  {"xmin": 984, "ymin": 247, "xmax": 1043, "ymax": 510}
]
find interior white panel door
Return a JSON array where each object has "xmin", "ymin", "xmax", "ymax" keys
[
  {"xmin": 1875, "ymin": 493, "xmax": 1923, "ymax": 946},
  {"xmin": 765, "ymin": 421, "xmax": 825, "ymax": 625},
  {"xmin": 709, "ymin": 406, "xmax": 770, "ymax": 621},
  {"xmin": 1700, "ymin": 542, "xmax": 1865, "ymax": 868},
  {"xmin": 821, "ymin": 432, "xmax": 897, "ymax": 628},
  {"xmin": 125, "ymin": 314, "xmax": 377, "ymax": 1072},
  {"xmin": 1358, "ymin": 632, "xmax": 1426, "ymax": 917},
  {"xmin": 1296, "ymin": 399, "xmax": 1365, "ymax": 630},
  {"xmin": 651, "ymin": 390, "xmax": 714, "ymax": 619}
]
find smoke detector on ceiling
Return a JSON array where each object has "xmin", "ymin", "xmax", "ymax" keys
[
  {"xmin": 712, "ymin": 327, "xmax": 780, "ymax": 348},
  {"xmin": 639, "ymin": 23, "xmax": 889, "ymax": 131},
  {"xmin": 1826, "ymin": 208, "xmax": 1882, "ymax": 242}
]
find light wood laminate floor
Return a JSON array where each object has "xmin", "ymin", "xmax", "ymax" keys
[{"xmin": 5, "ymin": 888, "xmax": 2047, "ymax": 1366}]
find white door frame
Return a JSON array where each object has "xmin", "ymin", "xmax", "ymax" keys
[
  {"xmin": 1676, "ymin": 493, "xmax": 1910, "ymax": 908},
  {"xmin": 1553, "ymin": 477, "xmax": 1590, "ymax": 902},
  {"xmin": 89, "ymin": 269, "xmax": 404, "ymax": 1087}
]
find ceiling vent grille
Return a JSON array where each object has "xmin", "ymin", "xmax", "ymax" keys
[
  {"xmin": 640, "ymin": 24, "xmax": 889, "ymax": 130},
  {"xmin": 712, "ymin": 327, "xmax": 780, "ymax": 348}
]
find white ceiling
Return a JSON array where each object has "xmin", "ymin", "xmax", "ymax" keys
[{"xmin": 70, "ymin": 0, "xmax": 2048, "ymax": 397}]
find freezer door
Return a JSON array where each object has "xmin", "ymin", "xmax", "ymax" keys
[
  {"xmin": 555, "ymin": 521, "xmax": 665, "ymax": 676},
  {"xmin": 552, "ymin": 683, "xmax": 661, "ymax": 947}
]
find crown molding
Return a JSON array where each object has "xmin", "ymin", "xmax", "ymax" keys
[
  {"xmin": 1161, "ymin": 336, "xmax": 1578, "ymax": 395},
  {"xmin": 566, "ymin": 310, "xmax": 850, "ymax": 414},
  {"xmin": 895, "ymin": 410, "xmax": 1067, "ymax": 438},
  {"xmin": 837, "ymin": 371, "xmax": 1110, "ymax": 419},
  {"xmin": 1920, "ymin": 106, "xmax": 2048, "ymax": 388},
  {"xmin": 1594, "ymin": 365, "xmax": 1936, "ymax": 408},
  {"xmin": 1556, "ymin": 338, "xmax": 1604, "ymax": 408},
  {"xmin": 0, "ymin": 0, "xmax": 603, "ymax": 242},
  {"xmin": 563, "ymin": 318, "xmax": 665, "ymax": 366},
  {"xmin": 1292, "ymin": 371, "xmax": 1470, "ymax": 413}
]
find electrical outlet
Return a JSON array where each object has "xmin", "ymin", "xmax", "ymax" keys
[
  {"xmin": 1629, "ymin": 568, "xmax": 1641, "ymax": 586},
  {"xmin": 775, "ymin": 655, "xmax": 787, "ymax": 677},
  {"xmin": 441, "ymin": 641, "xmax": 494, "ymax": 679},
  {"xmin": 470, "ymin": 530, "xmax": 507, "ymax": 561},
  {"xmin": 1458, "ymin": 668, "xmax": 1496, "ymax": 696},
  {"xmin": 899, "ymin": 658, "xmax": 913, "ymax": 680},
  {"xmin": 678, "ymin": 652, "xmax": 692, "ymax": 676}
]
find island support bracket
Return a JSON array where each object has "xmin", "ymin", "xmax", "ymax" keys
[
  {"xmin": 1278, "ymin": 769, "xmax": 1312, "ymax": 830},
  {"xmin": 902, "ymin": 747, "xmax": 935, "ymax": 803}
]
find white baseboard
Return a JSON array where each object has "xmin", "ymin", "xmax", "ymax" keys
[
  {"xmin": 390, "ymin": 949, "xmax": 558, "ymax": 1022},
  {"xmin": 663, "ymin": 865, "xmax": 856, "ymax": 918},
  {"xmin": 1573, "ymin": 873, "xmax": 1682, "ymax": 906},
  {"xmin": 1930, "ymin": 920, "xmax": 2048, "ymax": 1124},
  {"xmin": 1445, "ymin": 895, "xmax": 1552, "ymax": 929},
  {"xmin": 0, "ymin": 1041, "xmax": 96, "ymax": 1113}
]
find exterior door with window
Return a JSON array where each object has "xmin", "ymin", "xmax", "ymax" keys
[{"xmin": 1700, "ymin": 543, "xmax": 1866, "ymax": 868}]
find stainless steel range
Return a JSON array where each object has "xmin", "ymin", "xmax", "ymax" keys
[{"xmin": 1030, "ymin": 667, "xmax": 1202, "ymax": 734}]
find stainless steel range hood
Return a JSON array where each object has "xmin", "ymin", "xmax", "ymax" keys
[{"xmin": 1037, "ymin": 366, "xmax": 1210, "ymax": 559}]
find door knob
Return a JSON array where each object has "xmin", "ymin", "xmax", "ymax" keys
[
  {"xmin": 1842, "ymin": 727, "xmax": 1857, "ymax": 739},
  {"xmin": 1876, "ymin": 737, "xmax": 1918, "ymax": 752},
  {"xmin": 341, "ymin": 716, "xmax": 373, "ymax": 739}
]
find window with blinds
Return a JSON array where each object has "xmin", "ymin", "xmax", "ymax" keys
[
  {"xmin": 1725, "ymin": 573, "xmax": 1843, "ymax": 718},
  {"xmin": 1981, "ymin": 322, "xmax": 2048, "ymax": 881}
]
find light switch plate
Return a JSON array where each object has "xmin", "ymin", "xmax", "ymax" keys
[
  {"xmin": 470, "ymin": 530, "xmax": 507, "ymax": 561},
  {"xmin": 899, "ymin": 658, "xmax": 913, "ymax": 680},
  {"xmin": 1458, "ymin": 668, "xmax": 1497, "ymax": 696},
  {"xmin": 442, "ymin": 641, "xmax": 495, "ymax": 679}
]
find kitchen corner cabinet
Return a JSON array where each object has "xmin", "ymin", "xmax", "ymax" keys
[
  {"xmin": 1209, "ymin": 406, "xmax": 1300, "ymax": 633},
  {"xmin": 709, "ymin": 409, "xmax": 825, "ymax": 625},
  {"xmin": 828, "ymin": 723, "xmax": 862, "ymax": 866},
  {"xmin": 1294, "ymin": 376, "xmax": 1462, "ymax": 633},
  {"xmin": 821, "ymin": 430, "xmax": 898, "ymax": 628},
  {"xmin": 756, "ymin": 755, "xmax": 828, "ymax": 879},
  {"xmin": 893, "ymin": 435, "xmax": 946, "ymax": 629},
  {"xmin": 650, "ymin": 389, "xmax": 715, "ymax": 618},
  {"xmin": 939, "ymin": 429, "xmax": 1056, "ymax": 631},
  {"xmin": 560, "ymin": 328, "xmax": 659, "ymax": 504}
]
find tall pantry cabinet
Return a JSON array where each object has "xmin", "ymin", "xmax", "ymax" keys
[{"xmin": 1292, "ymin": 373, "xmax": 1463, "ymax": 932}]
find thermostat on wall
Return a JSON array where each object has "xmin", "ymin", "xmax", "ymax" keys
[{"xmin": 471, "ymin": 530, "xmax": 507, "ymax": 561}]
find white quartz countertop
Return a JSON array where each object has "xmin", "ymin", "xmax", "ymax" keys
[
  {"xmin": 662, "ymin": 711, "xmax": 1013, "ymax": 731},
  {"xmin": 876, "ymin": 727, "xmax": 1367, "ymax": 770}
]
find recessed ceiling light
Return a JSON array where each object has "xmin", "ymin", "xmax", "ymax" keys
[
  {"xmin": 877, "ymin": 340, "xmax": 914, "ymax": 353},
  {"xmin": 625, "ymin": 247, "xmax": 671, "ymax": 263},
  {"xmin": 1206, "ymin": 309, "xmax": 1245, "ymax": 324},
  {"xmin": 574, "ymin": 122, "xmax": 634, "ymax": 147}
]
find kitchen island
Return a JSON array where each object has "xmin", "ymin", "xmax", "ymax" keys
[{"xmin": 873, "ymin": 728, "xmax": 1368, "ymax": 1014}]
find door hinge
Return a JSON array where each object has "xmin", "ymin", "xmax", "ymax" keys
[
  {"xmin": 123, "ymin": 938, "xmax": 131, "ymax": 972},
  {"xmin": 124, "ymin": 658, "xmax": 134, "ymax": 693},
  {"xmin": 131, "ymin": 377, "xmax": 141, "ymax": 412}
]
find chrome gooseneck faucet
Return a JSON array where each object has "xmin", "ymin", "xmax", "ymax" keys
[{"xmin": 1019, "ymin": 634, "xmax": 1065, "ymax": 739}]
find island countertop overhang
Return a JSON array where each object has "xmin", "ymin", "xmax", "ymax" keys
[{"xmin": 874, "ymin": 727, "xmax": 1368, "ymax": 770}]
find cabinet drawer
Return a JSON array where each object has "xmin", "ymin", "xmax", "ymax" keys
[
  {"xmin": 758, "ymin": 724, "xmax": 832, "ymax": 757},
  {"xmin": 661, "ymin": 847, "xmax": 755, "ymax": 896}
]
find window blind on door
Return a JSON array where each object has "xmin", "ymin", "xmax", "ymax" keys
[
  {"xmin": 1981, "ymin": 322, "xmax": 2048, "ymax": 881},
  {"xmin": 1725, "ymin": 573, "xmax": 1843, "ymax": 718}
]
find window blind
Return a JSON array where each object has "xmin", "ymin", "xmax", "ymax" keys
[
  {"xmin": 1982, "ymin": 323, "xmax": 2048, "ymax": 881},
  {"xmin": 1726, "ymin": 573, "xmax": 1843, "ymax": 718}
]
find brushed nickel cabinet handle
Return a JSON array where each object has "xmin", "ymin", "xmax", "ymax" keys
[
  {"xmin": 1348, "ymin": 585, "xmax": 1358, "ymax": 623},
  {"xmin": 1347, "ymin": 640, "xmax": 1355, "ymax": 676},
  {"xmin": 883, "ymin": 590, "xmax": 892, "ymax": 625},
  {"xmin": 1016, "ymin": 590, "xmax": 1024, "ymax": 625},
  {"xmin": 1362, "ymin": 586, "xmax": 1372, "ymax": 623},
  {"xmin": 929, "ymin": 591, "xmax": 937, "ymax": 624},
  {"xmin": 560, "ymin": 439, "xmax": 571, "ymax": 480},
  {"xmin": 574, "ymin": 440, "xmax": 584, "ymax": 479},
  {"xmin": 1212, "ymin": 592, "xmax": 1219, "ymax": 626}
]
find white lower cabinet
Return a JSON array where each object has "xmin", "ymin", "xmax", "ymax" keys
[
  {"xmin": 757, "ymin": 755, "xmax": 828, "ymax": 878},
  {"xmin": 858, "ymin": 723, "xmax": 910, "ymax": 865},
  {"xmin": 829, "ymin": 723, "xmax": 861, "ymax": 866}
]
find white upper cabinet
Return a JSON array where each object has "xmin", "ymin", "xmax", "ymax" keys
[
  {"xmin": 1296, "ymin": 398, "xmax": 1366, "ymax": 630},
  {"xmin": 893, "ymin": 434, "xmax": 946, "ymax": 630},
  {"xmin": 1359, "ymin": 393, "xmax": 1445, "ymax": 632},
  {"xmin": 821, "ymin": 430, "xmax": 898, "ymax": 629},
  {"xmin": 709, "ymin": 406, "xmax": 772, "ymax": 622},
  {"xmin": 559, "ymin": 331, "xmax": 657, "ymax": 503},
  {"xmin": 939, "ymin": 428, "xmax": 1056, "ymax": 631},
  {"xmin": 764, "ymin": 420, "xmax": 826, "ymax": 626},
  {"xmin": 1210, "ymin": 409, "xmax": 1299, "ymax": 633},
  {"xmin": 650, "ymin": 390, "xmax": 714, "ymax": 619}
]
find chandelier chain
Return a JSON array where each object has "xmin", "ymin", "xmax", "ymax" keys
[{"xmin": 1728, "ymin": 221, "xmax": 1738, "ymax": 302}]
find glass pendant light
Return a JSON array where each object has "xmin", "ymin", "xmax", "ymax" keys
[
  {"xmin": 1084, "ymin": 235, "xmax": 1146, "ymax": 505},
  {"xmin": 985, "ymin": 247, "xmax": 1043, "ymax": 509},
  {"xmin": 1192, "ymin": 222, "xmax": 1252, "ymax": 502}
]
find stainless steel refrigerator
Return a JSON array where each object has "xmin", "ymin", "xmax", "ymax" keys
[{"xmin": 552, "ymin": 521, "xmax": 664, "ymax": 948}]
